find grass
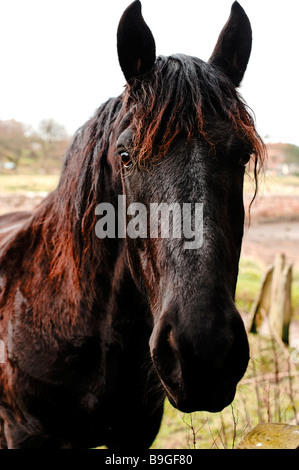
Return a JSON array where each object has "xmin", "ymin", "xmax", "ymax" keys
[
  {"xmin": 0, "ymin": 174, "xmax": 59, "ymax": 193},
  {"xmin": 235, "ymin": 258, "xmax": 265, "ymax": 314},
  {"xmin": 244, "ymin": 173, "xmax": 299, "ymax": 196}
]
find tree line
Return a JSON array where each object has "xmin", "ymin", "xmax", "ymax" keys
[{"xmin": 0, "ymin": 119, "xmax": 71, "ymax": 174}]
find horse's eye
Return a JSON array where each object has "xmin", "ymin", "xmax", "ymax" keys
[
  {"xmin": 241, "ymin": 153, "xmax": 252, "ymax": 167},
  {"xmin": 119, "ymin": 151, "xmax": 133, "ymax": 169}
]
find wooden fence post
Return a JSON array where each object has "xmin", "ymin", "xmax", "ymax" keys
[{"xmin": 249, "ymin": 254, "xmax": 293, "ymax": 344}]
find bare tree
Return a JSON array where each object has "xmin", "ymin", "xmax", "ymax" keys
[
  {"xmin": 0, "ymin": 120, "xmax": 28, "ymax": 172},
  {"xmin": 37, "ymin": 119, "xmax": 68, "ymax": 172}
]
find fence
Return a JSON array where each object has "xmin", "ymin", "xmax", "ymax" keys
[{"xmin": 249, "ymin": 253, "xmax": 292, "ymax": 344}]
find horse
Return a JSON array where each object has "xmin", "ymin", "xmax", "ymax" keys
[{"xmin": 0, "ymin": 1, "xmax": 264, "ymax": 449}]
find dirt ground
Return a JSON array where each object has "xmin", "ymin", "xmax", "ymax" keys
[
  {"xmin": 242, "ymin": 194, "xmax": 299, "ymax": 269},
  {"xmin": 0, "ymin": 193, "xmax": 46, "ymax": 216},
  {"xmin": 242, "ymin": 220, "xmax": 299, "ymax": 268}
]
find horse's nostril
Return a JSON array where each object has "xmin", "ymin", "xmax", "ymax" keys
[
  {"xmin": 168, "ymin": 329, "xmax": 177, "ymax": 351},
  {"xmin": 150, "ymin": 323, "xmax": 182, "ymax": 388}
]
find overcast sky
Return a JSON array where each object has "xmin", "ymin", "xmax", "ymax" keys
[{"xmin": 1, "ymin": 0, "xmax": 299, "ymax": 145}]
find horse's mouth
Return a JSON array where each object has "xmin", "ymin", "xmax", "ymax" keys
[{"xmin": 160, "ymin": 376, "xmax": 237, "ymax": 414}]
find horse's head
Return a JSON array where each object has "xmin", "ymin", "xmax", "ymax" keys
[{"xmin": 114, "ymin": 1, "xmax": 263, "ymax": 413}]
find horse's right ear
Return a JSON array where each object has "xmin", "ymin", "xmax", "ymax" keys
[
  {"xmin": 209, "ymin": 2, "xmax": 252, "ymax": 87},
  {"xmin": 117, "ymin": 0, "xmax": 156, "ymax": 82}
]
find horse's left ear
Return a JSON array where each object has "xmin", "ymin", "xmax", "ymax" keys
[
  {"xmin": 209, "ymin": 1, "xmax": 252, "ymax": 87},
  {"xmin": 117, "ymin": 0, "xmax": 156, "ymax": 82}
]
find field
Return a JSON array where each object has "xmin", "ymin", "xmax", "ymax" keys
[
  {"xmin": 0, "ymin": 172, "xmax": 298, "ymax": 449},
  {"xmin": 0, "ymin": 174, "xmax": 59, "ymax": 194}
]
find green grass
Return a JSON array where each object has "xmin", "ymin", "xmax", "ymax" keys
[{"xmin": 235, "ymin": 258, "xmax": 264, "ymax": 314}]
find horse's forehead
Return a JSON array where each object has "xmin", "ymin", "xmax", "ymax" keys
[{"xmin": 117, "ymin": 128, "xmax": 133, "ymax": 147}]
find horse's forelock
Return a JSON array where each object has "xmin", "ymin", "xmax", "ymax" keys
[{"xmin": 122, "ymin": 54, "xmax": 265, "ymax": 181}]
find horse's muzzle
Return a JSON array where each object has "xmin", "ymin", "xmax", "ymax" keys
[{"xmin": 149, "ymin": 306, "xmax": 249, "ymax": 413}]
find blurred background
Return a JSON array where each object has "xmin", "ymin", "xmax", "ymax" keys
[{"xmin": 0, "ymin": 0, "xmax": 298, "ymax": 449}]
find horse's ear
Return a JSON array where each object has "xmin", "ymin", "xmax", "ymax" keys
[
  {"xmin": 209, "ymin": 1, "xmax": 252, "ymax": 87},
  {"xmin": 117, "ymin": 0, "xmax": 156, "ymax": 82}
]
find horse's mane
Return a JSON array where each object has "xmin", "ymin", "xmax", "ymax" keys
[
  {"xmin": 24, "ymin": 98, "xmax": 123, "ymax": 288},
  {"xmin": 124, "ymin": 54, "xmax": 265, "ymax": 176}
]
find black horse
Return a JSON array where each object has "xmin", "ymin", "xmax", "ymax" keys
[{"xmin": 0, "ymin": 1, "xmax": 264, "ymax": 448}]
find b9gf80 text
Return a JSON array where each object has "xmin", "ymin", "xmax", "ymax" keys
[{"xmin": 149, "ymin": 455, "xmax": 192, "ymax": 465}]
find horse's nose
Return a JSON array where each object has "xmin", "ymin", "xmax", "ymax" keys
[
  {"xmin": 149, "ymin": 305, "xmax": 250, "ymax": 413},
  {"xmin": 149, "ymin": 317, "xmax": 183, "ymax": 396}
]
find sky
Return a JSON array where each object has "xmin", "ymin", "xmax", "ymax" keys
[{"xmin": 1, "ymin": 0, "xmax": 299, "ymax": 145}]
